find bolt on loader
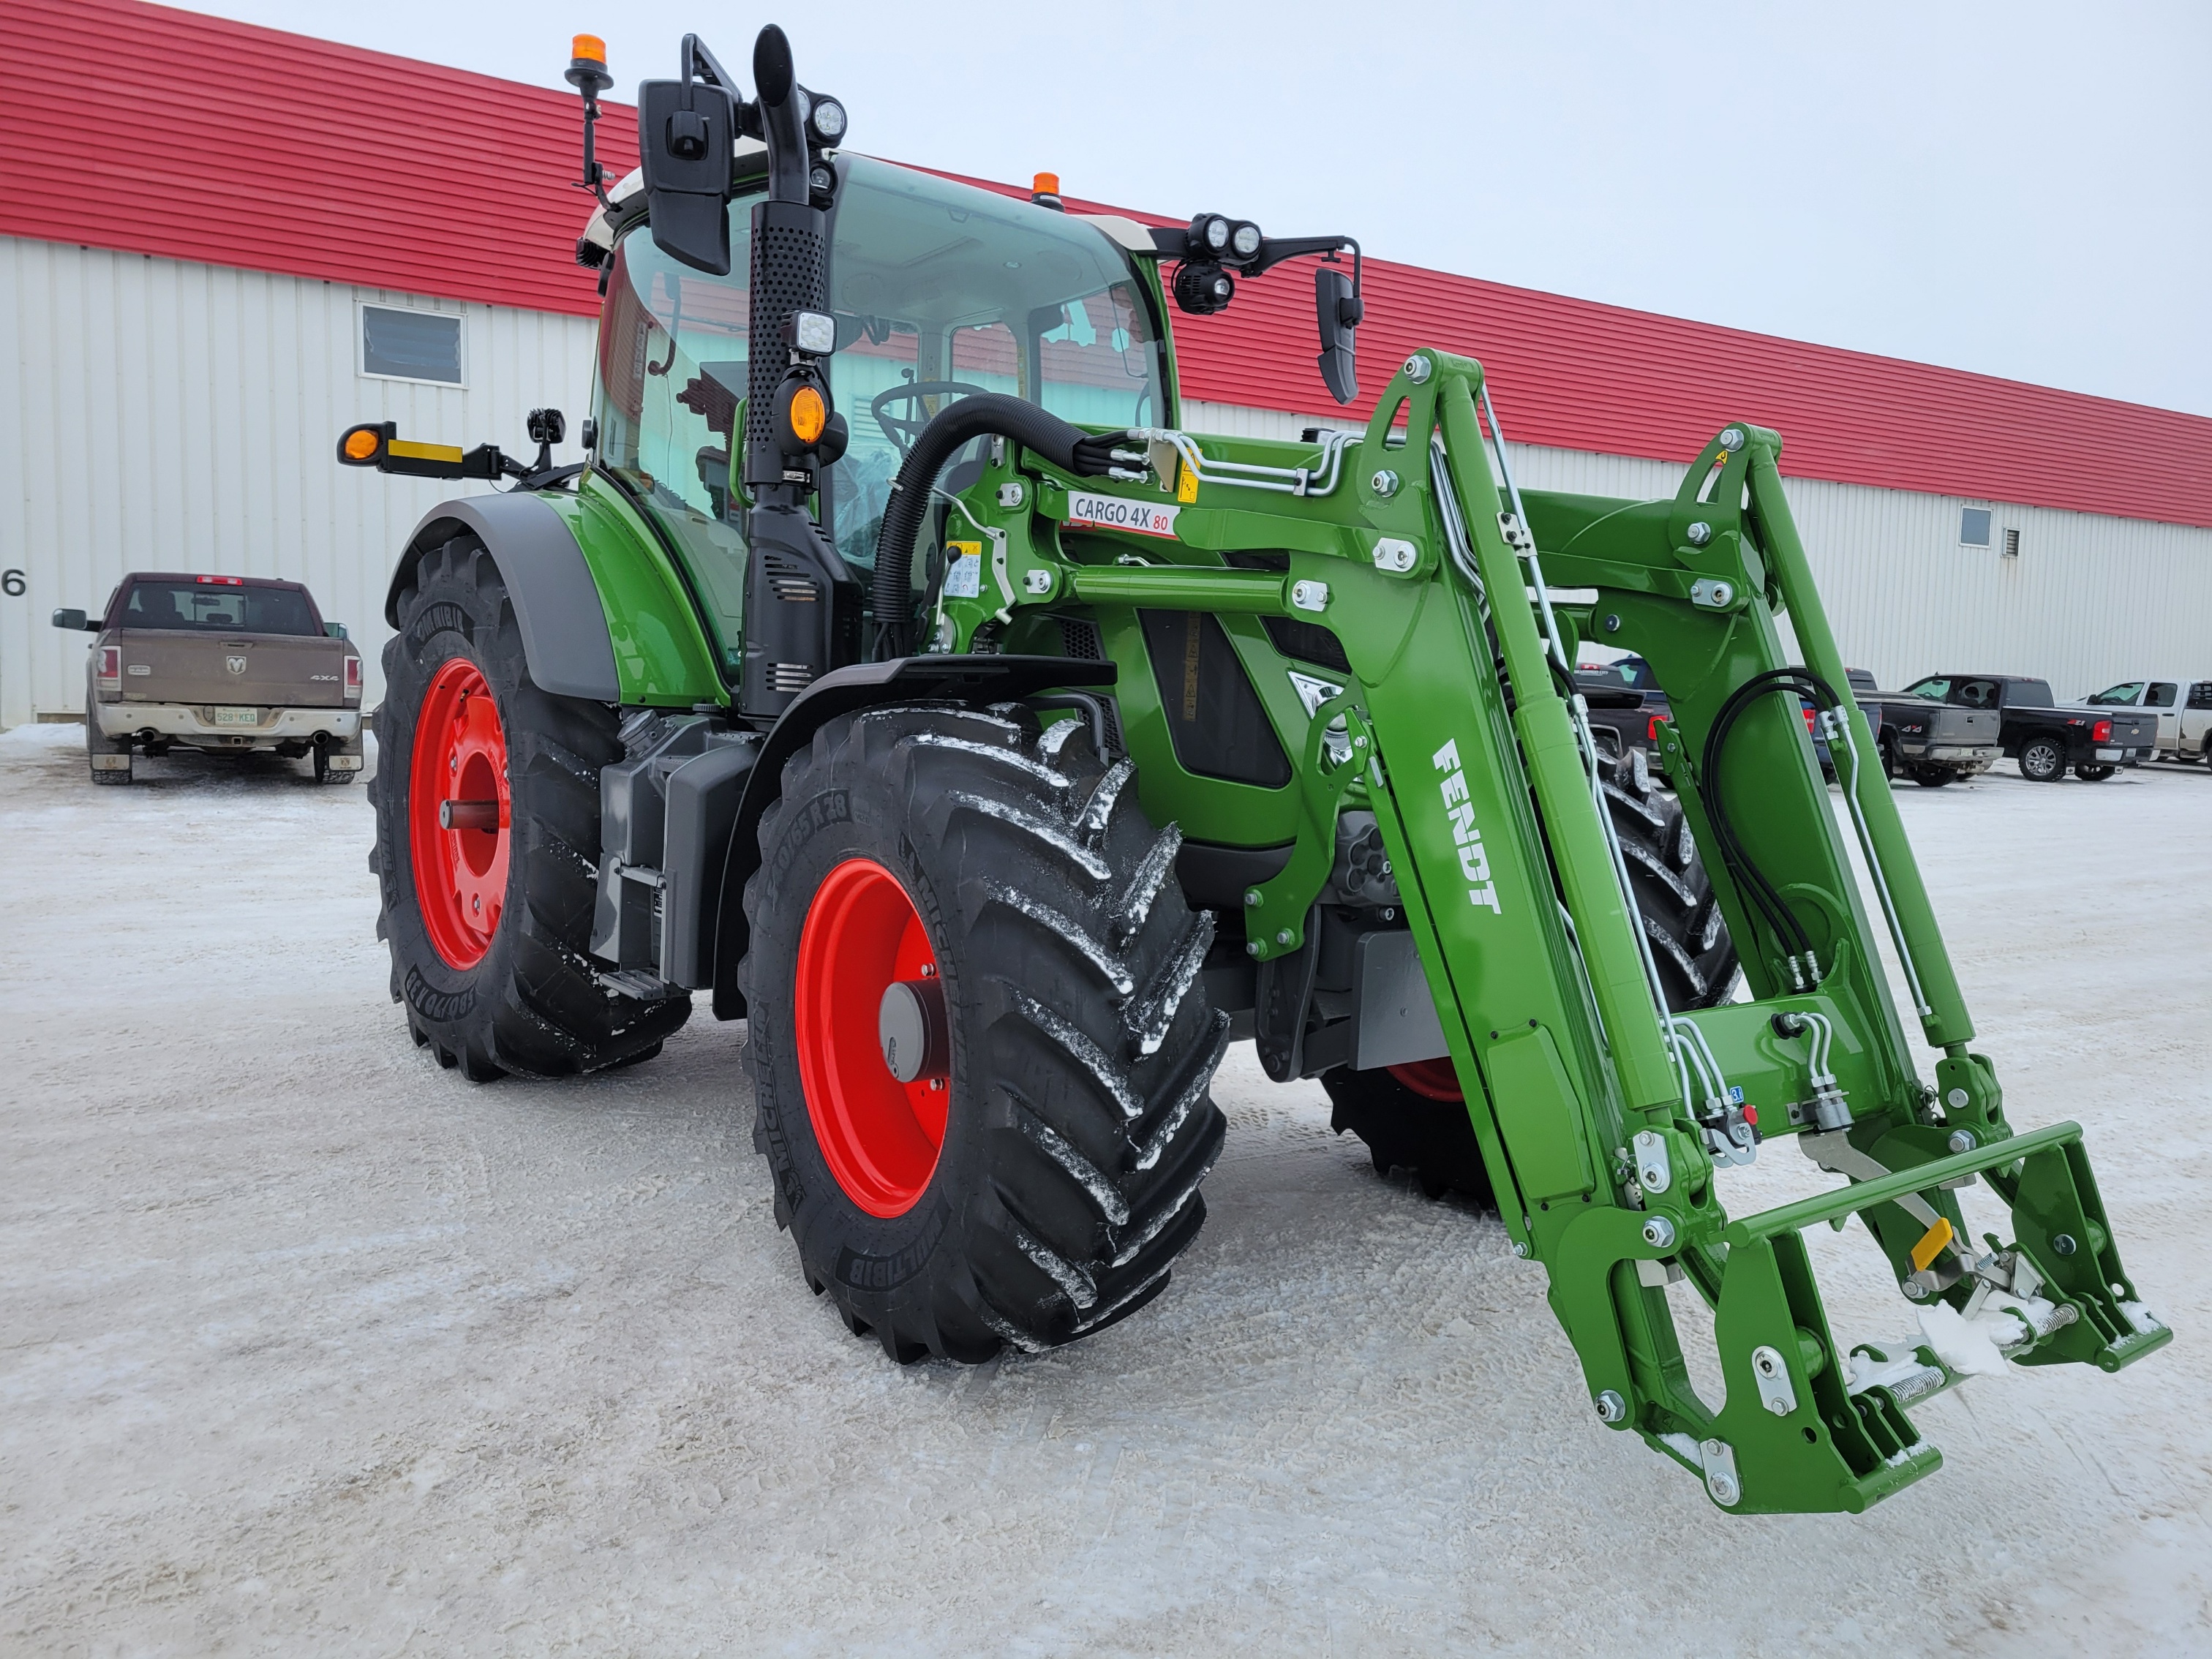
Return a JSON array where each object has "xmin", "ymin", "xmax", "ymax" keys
[{"xmin": 336, "ymin": 23, "xmax": 2168, "ymax": 1513}]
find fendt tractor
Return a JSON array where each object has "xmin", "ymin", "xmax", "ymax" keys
[{"xmin": 338, "ymin": 26, "xmax": 2168, "ymax": 1513}]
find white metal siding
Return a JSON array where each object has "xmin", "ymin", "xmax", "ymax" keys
[
  {"xmin": 1186, "ymin": 399, "xmax": 2212, "ymax": 697},
  {"xmin": 0, "ymin": 236, "xmax": 597, "ymax": 724}
]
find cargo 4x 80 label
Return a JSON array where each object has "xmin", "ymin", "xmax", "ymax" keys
[
  {"xmin": 1063, "ymin": 492, "xmax": 1180, "ymax": 540},
  {"xmin": 1432, "ymin": 739, "xmax": 1503, "ymax": 915}
]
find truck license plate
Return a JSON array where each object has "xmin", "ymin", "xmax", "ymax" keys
[{"xmin": 211, "ymin": 706, "xmax": 262, "ymax": 728}]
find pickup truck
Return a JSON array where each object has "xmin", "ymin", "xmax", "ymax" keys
[
  {"xmin": 1576, "ymin": 653, "xmax": 1669, "ymax": 767},
  {"xmin": 53, "ymin": 571, "xmax": 365, "ymax": 786},
  {"xmin": 1847, "ymin": 668, "xmax": 2000, "ymax": 787},
  {"xmin": 2081, "ymin": 676, "xmax": 2212, "ymax": 764},
  {"xmin": 1895, "ymin": 672, "xmax": 2158, "ymax": 783}
]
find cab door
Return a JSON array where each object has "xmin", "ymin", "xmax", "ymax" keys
[{"xmin": 2143, "ymin": 682, "xmax": 2181, "ymax": 752}]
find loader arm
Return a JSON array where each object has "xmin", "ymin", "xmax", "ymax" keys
[{"xmin": 919, "ymin": 350, "xmax": 2169, "ymax": 1513}]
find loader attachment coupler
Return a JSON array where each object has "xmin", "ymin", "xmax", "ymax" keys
[{"xmin": 908, "ymin": 340, "xmax": 2167, "ymax": 1511}]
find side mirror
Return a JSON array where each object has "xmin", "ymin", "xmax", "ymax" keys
[
  {"xmin": 639, "ymin": 75, "xmax": 737, "ymax": 275},
  {"xmin": 1315, "ymin": 268, "xmax": 1361, "ymax": 406},
  {"xmin": 52, "ymin": 607, "xmax": 91, "ymax": 632},
  {"xmin": 324, "ymin": 622, "xmax": 350, "ymax": 640}
]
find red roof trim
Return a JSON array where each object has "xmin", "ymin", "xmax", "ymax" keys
[{"xmin": 20, "ymin": 0, "xmax": 2212, "ymax": 528}]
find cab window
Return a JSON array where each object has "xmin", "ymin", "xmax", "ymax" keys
[{"xmin": 2146, "ymin": 682, "xmax": 2178, "ymax": 708}]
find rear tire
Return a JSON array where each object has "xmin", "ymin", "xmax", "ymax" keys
[
  {"xmin": 2019, "ymin": 737, "xmax": 2066, "ymax": 783},
  {"xmin": 1911, "ymin": 764, "xmax": 1955, "ymax": 788},
  {"xmin": 2074, "ymin": 764, "xmax": 2115, "ymax": 782},
  {"xmin": 369, "ymin": 536, "xmax": 689, "ymax": 1080},
  {"xmin": 740, "ymin": 704, "xmax": 1228, "ymax": 1362}
]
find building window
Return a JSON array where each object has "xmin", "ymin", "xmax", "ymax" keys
[
  {"xmin": 2002, "ymin": 527, "xmax": 2020, "ymax": 558},
  {"xmin": 1959, "ymin": 506, "xmax": 1992, "ymax": 546},
  {"xmin": 361, "ymin": 304, "xmax": 464, "ymax": 385}
]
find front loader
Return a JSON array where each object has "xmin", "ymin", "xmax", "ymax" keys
[{"xmin": 337, "ymin": 24, "xmax": 2168, "ymax": 1513}]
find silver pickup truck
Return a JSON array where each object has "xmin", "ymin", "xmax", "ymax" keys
[{"xmin": 52, "ymin": 572, "xmax": 365, "ymax": 786}]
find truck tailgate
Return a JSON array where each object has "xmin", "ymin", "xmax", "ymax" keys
[
  {"xmin": 2104, "ymin": 711, "xmax": 2158, "ymax": 748},
  {"xmin": 113, "ymin": 629, "xmax": 348, "ymax": 707},
  {"xmin": 1930, "ymin": 707, "xmax": 1999, "ymax": 745}
]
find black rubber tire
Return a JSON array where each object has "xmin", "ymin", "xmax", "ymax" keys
[
  {"xmin": 86, "ymin": 695, "xmax": 130, "ymax": 786},
  {"xmin": 1323, "ymin": 1066, "xmax": 1494, "ymax": 1207},
  {"xmin": 1603, "ymin": 748, "xmax": 1739, "ymax": 1011},
  {"xmin": 1879, "ymin": 737, "xmax": 1900, "ymax": 782},
  {"xmin": 2020, "ymin": 737, "xmax": 2067, "ymax": 783},
  {"xmin": 2074, "ymin": 764, "xmax": 2115, "ymax": 782},
  {"xmin": 1911, "ymin": 764, "xmax": 1955, "ymax": 788},
  {"xmin": 368, "ymin": 535, "xmax": 690, "ymax": 1080},
  {"xmin": 740, "ymin": 704, "xmax": 1228, "ymax": 1363}
]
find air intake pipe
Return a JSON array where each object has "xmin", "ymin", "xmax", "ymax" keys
[{"xmin": 871, "ymin": 394, "xmax": 1133, "ymax": 656}]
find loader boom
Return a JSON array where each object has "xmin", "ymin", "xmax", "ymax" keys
[{"xmin": 918, "ymin": 350, "xmax": 2169, "ymax": 1513}]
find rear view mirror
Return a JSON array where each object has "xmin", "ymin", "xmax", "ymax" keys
[
  {"xmin": 639, "ymin": 76, "xmax": 737, "ymax": 275},
  {"xmin": 51, "ymin": 608, "xmax": 91, "ymax": 632},
  {"xmin": 1315, "ymin": 267, "xmax": 1361, "ymax": 405}
]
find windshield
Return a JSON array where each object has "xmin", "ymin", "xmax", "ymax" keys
[
  {"xmin": 117, "ymin": 580, "xmax": 322, "ymax": 636},
  {"xmin": 591, "ymin": 157, "xmax": 1169, "ymax": 670},
  {"xmin": 2085, "ymin": 682, "xmax": 2143, "ymax": 706}
]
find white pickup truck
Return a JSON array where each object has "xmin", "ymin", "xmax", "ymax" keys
[{"xmin": 2083, "ymin": 677, "xmax": 2212, "ymax": 764}]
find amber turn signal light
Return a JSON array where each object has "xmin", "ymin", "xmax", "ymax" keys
[
  {"xmin": 789, "ymin": 384, "xmax": 827, "ymax": 446},
  {"xmin": 342, "ymin": 428, "xmax": 380, "ymax": 461}
]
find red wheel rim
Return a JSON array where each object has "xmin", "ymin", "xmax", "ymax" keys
[
  {"xmin": 409, "ymin": 658, "xmax": 511, "ymax": 970},
  {"xmin": 794, "ymin": 858, "xmax": 949, "ymax": 1217},
  {"xmin": 1389, "ymin": 1058, "xmax": 1464, "ymax": 1101}
]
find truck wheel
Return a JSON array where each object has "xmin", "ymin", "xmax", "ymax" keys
[
  {"xmin": 1324, "ymin": 1060, "xmax": 1494, "ymax": 1205},
  {"xmin": 1879, "ymin": 737, "xmax": 1900, "ymax": 782},
  {"xmin": 739, "ymin": 705, "xmax": 1228, "ymax": 1362},
  {"xmin": 1603, "ymin": 750, "xmax": 1739, "ymax": 1010},
  {"xmin": 1911, "ymin": 764, "xmax": 1955, "ymax": 788},
  {"xmin": 2019, "ymin": 737, "xmax": 2066, "ymax": 783},
  {"xmin": 369, "ymin": 537, "xmax": 689, "ymax": 1080},
  {"xmin": 85, "ymin": 696, "xmax": 131, "ymax": 786},
  {"xmin": 2074, "ymin": 764, "xmax": 2115, "ymax": 782}
]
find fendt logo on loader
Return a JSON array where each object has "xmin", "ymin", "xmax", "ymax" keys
[{"xmin": 1431, "ymin": 739, "xmax": 1502, "ymax": 915}]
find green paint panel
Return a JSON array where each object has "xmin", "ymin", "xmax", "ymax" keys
[{"xmin": 1486, "ymin": 1026, "xmax": 1595, "ymax": 1202}]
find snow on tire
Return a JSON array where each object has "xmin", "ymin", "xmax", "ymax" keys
[{"xmin": 739, "ymin": 704, "xmax": 1228, "ymax": 1363}]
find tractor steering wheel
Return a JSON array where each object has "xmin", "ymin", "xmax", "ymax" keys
[{"xmin": 869, "ymin": 380, "xmax": 994, "ymax": 456}]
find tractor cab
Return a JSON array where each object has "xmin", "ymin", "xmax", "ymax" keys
[{"xmin": 589, "ymin": 157, "xmax": 1173, "ymax": 669}]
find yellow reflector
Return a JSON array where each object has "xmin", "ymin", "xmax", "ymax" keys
[
  {"xmin": 342, "ymin": 429, "xmax": 380, "ymax": 461},
  {"xmin": 572, "ymin": 33, "xmax": 606, "ymax": 64},
  {"xmin": 789, "ymin": 385, "xmax": 827, "ymax": 445},
  {"xmin": 1909, "ymin": 1216, "xmax": 1955, "ymax": 1273},
  {"xmin": 390, "ymin": 439, "xmax": 465, "ymax": 464}
]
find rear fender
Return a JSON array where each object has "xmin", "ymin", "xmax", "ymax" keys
[
  {"xmin": 708, "ymin": 654, "xmax": 1115, "ymax": 1018},
  {"xmin": 388, "ymin": 493, "xmax": 622, "ymax": 701}
]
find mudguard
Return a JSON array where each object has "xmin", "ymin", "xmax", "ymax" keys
[
  {"xmin": 709, "ymin": 654, "xmax": 1116, "ymax": 1019},
  {"xmin": 387, "ymin": 493, "xmax": 621, "ymax": 702}
]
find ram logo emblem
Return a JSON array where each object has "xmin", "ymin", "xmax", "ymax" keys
[{"xmin": 225, "ymin": 655, "xmax": 248, "ymax": 676}]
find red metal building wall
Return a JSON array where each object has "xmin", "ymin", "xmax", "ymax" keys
[{"xmin": 16, "ymin": 0, "xmax": 2212, "ymax": 529}]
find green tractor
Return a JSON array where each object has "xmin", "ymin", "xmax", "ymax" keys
[{"xmin": 339, "ymin": 24, "xmax": 2167, "ymax": 1512}]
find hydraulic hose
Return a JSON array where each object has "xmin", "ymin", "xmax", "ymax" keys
[
  {"xmin": 1698, "ymin": 668, "xmax": 1844, "ymax": 988},
  {"xmin": 870, "ymin": 394, "xmax": 1132, "ymax": 656}
]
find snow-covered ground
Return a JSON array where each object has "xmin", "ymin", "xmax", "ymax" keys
[{"xmin": 2, "ymin": 721, "xmax": 2207, "ymax": 1656}]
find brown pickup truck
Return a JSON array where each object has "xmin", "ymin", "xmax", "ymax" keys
[{"xmin": 52, "ymin": 572, "xmax": 365, "ymax": 786}]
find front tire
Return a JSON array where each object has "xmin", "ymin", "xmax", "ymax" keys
[
  {"xmin": 2019, "ymin": 737, "xmax": 2067, "ymax": 783},
  {"xmin": 1603, "ymin": 748, "xmax": 1739, "ymax": 1009},
  {"xmin": 1911, "ymin": 764, "xmax": 1955, "ymax": 788},
  {"xmin": 2074, "ymin": 764, "xmax": 2115, "ymax": 782},
  {"xmin": 740, "ymin": 704, "xmax": 1228, "ymax": 1362},
  {"xmin": 1325, "ymin": 1060, "xmax": 1494, "ymax": 1205},
  {"xmin": 369, "ymin": 536, "xmax": 689, "ymax": 1080}
]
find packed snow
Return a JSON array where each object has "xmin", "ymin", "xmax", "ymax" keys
[{"xmin": 2, "ymin": 723, "xmax": 2208, "ymax": 1655}]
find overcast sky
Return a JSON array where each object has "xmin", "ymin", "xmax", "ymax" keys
[{"xmin": 164, "ymin": 0, "xmax": 2211, "ymax": 416}]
